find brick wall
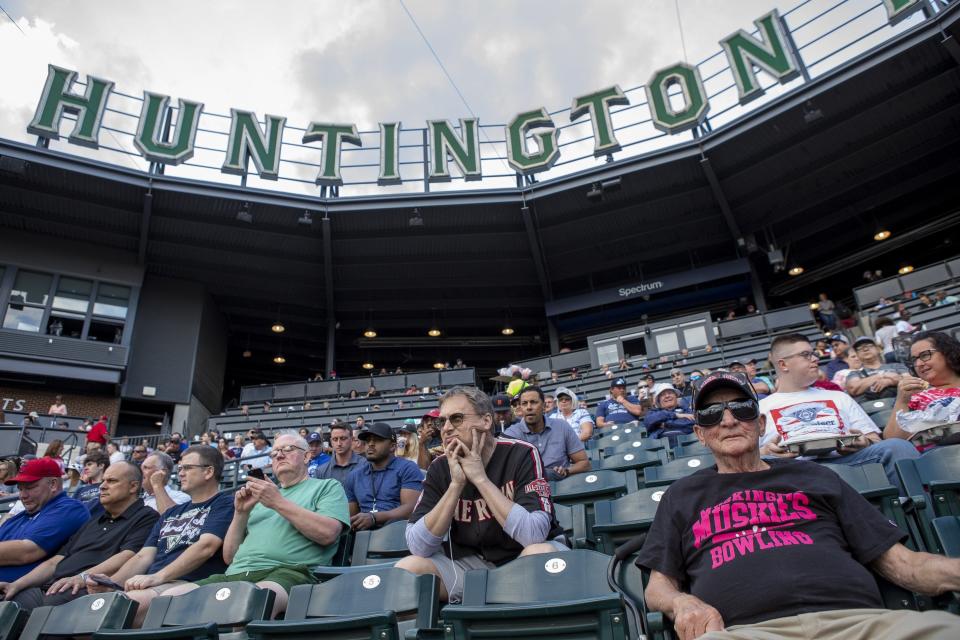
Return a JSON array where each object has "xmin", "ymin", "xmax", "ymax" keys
[{"xmin": 0, "ymin": 387, "xmax": 120, "ymax": 433}]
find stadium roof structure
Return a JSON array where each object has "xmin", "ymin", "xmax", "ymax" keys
[{"xmin": 0, "ymin": 1, "xmax": 959, "ymax": 385}]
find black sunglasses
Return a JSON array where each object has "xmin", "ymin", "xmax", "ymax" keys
[{"xmin": 695, "ymin": 399, "xmax": 759, "ymax": 427}]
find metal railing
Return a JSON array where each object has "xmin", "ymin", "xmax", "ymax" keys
[{"xmin": 20, "ymin": 0, "xmax": 948, "ymax": 199}]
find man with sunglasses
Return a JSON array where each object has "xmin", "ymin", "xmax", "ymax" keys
[
  {"xmin": 844, "ymin": 337, "xmax": 909, "ymax": 401},
  {"xmin": 636, "ymin": 370, "xmax": 960, "ymax": 640},
  {"xmin": 758, "ymin": 334, "xmax": 918, "ymax": 490},
  {"xmin": 152, "ymin": 432, "xmax": 350, "ymax": 619},
  {"xmin": 85, "ymin": 445, "xmax": 234, "ymax": 627},
  {"xmin": 398, "ymin": 386, "xmax": 565, "ymax": 603}
]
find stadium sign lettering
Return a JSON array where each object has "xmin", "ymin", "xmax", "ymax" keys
[
  {"xmin": 26, "ymin": 1, "xmax": 923, "ymax": 186},
  {"xmin": 618, "ymin": 282, "xmax": 665, "ymax": 298}
]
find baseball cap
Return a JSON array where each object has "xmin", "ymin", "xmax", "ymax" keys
[
  {"xmin": 396, "ymin": 421, "xmax": 416, "ymax": 434},
  {"xmin": 693, "ymin": 371, "xmax": 759, "ymax": 411},
  {"xmin": 358, "ymin": 422, "xmax": 396, "ymax": 441},
  {"xmin": 67, "ymin": 462, "xmax": 83, "ymax": 473},
  {"xmin": 5, "ymin": 457, "xmax": 62, "ymax": 485},
  {"xmin": 852, "ymin": 336, "xmax": 877, "ymax": 349},
  {"xmin": 491, "ymin": 393, "xmax": 512, "ymax": 411},
  {"xmin": 421, "ymin": 408, "xmax": 441, "ymax": 420},
  {"xmin": 652, "ymin": 384, "xmax": 679, "ymax": 402},
  {"xmin": 830, "ymin": 333, "xmax": 850, "ymax": 344},
  {"xmin": 306, "ymin": 432, "xmax": 323, "ymax": 444},
  {"xmin": 28, "ymin": 411, "xmax": 39, "ymax": 419},
  {"xmin": 611, "ymin": 377, "xmax": 627, "ymax": 388}
]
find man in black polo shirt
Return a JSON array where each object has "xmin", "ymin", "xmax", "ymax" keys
[{"xmin": 0, "ymin": 461, "xmax": 157, "ymax": 610}]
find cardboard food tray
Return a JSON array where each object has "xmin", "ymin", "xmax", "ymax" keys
[
  {"xmin": 785, "ymin": 435, "xmax": 857, "ymax": 457},
  {"xmin": 908, "ymin": 421, "xmax": 960, "ymax": 447}
]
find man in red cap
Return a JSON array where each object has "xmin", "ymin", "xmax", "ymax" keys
[
  {"xmin": 417, "ymin": 409, "xmax": 443, "ymax": 467},
  {"xmin": 0, "ymin": 458, "xmax": 89, "ymax": 583}
]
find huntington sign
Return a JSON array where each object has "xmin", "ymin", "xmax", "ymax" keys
[{"xmin": 26, "ymin": 1, "xmax": 923, "ymax": 187}]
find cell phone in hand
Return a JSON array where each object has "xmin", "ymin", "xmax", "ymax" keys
[
  {"xmin": 248, "ymin": 468, "xmax": 266, "ymax": 480},
  {"xmin": 90, "ymin": 575, "xmax": 124, "ymax": 590}
]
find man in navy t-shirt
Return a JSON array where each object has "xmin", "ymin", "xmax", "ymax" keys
[
  {"xmin": 86, "ymin": 445, "xmax": 233, "ymax": 627},
  {"xmin": 0, "ymin": 458, "xmax": 89, "ymax": 582},
  {"xmin": 344, "ymin": 422, "xmax": 423, "ymax": 531},
  {"xmin": 595, "ymin": 377, "xmax": 642, "ymax": 428}
]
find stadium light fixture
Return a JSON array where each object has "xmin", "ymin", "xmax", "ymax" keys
[
  {"xmin": 501, "ymin": 326, "xmax": 515, "ymax": 335},
  {"xmin": 873, "ymin": 229, "xmax": 891, "ymax": 241},
  {"xmin": 433, "ymin": 361, "xmax": 445, "ymax": 369},
  {"xmin": 362, "ymin": 362, "xmax": 375, "ymax": 370},
  {"xmin": 273, "ymin": 354, "xmax": 286, "ymax": 364},
  {"xmin": 271, "ymin": 322, "xmax": 285, "ymax": 333},
  {"xmin": 363, "ymin": 328, "xmax": 377, "ymax": 338},
  {"xmin": 586, "ymin": 183, "xmax": 603, "ymax": 202},
  {"xmin": 428, "ymin": 327, "xmax": 441, "ymax": 337},
  {"xmin": 408, "ymin": 208, "xmax": 424, "ymax": 227},
  {"xmin": 242, "ymin": 349, "xmax": 252, "ymax": 358},
  {"xmin": 236, "ymin": 202, "xmax": 253, "ymax": 224},
  {"xmin": 788, "ymin": 266, "xmax": 804, "ymax": 276},
  {"xmin": 809, "ymin": 302, "xmax": 820, "ymax": 310},
  {"xmin": 298, "ymin": 210, "xmax": 314, "ymax": 226},
  {"xmin": 898, "ymin": 265, "xmax": 914, "ymax": 275}
]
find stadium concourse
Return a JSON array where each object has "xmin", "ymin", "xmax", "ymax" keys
[{"xmin": 2, "ymin": 0, "xmax": 960, "ymax": 637}]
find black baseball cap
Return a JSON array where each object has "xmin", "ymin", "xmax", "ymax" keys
[
  {"xmin": 611, "ymin": 377, "xmax": 627, "ymax": 387},
  {"xmin": 693, "ymin": 371, "xmax": 758, "ymax": 411},
  {"xmin": 491, "ymin": 393, "xmax": 512, "ymax": 411},
  {"xmin": 358, "ymin": 422, "xmax": 396, "ymax": 442}
]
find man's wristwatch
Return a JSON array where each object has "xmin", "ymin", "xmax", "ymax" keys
[
  {"xmin": 80, "ymin": 572, "xmax": 89, "ymax": 583},
  {"xmin": 368, "ymin": 512, "xmax": 377, "ymax": 526}
]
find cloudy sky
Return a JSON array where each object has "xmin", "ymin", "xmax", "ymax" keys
[{"xmin": 0, "ymin": 0, "xmax": 921, "ymax": 194}]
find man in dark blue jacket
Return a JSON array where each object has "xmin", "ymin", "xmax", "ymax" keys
[{"xmin": 643, "ymin": 384, "xmax": 695, "ymax": 446}]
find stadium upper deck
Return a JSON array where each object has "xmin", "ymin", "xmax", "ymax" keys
[{"xmin": 0, "ymin": 0, "xmax": 958, "ymax": 435}]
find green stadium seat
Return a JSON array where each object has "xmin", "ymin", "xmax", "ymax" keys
[
  {"xmin": 550, "ymin": 470, "xmax": 639, "ymax": 508},
  {"xmin": 351, "ymin": 520, "xmax": 410, "ymax": 566},
  {"xmin": 930, "ymin": 516, "xmax": 960, "ymax": 614},
  {"xmin": 0, "ymin": 602, "xmax": 28, "ymax": 640},
  {"xmin": 822, "ymin": 463, "xmax": 924, "ymax": 551},
  {"xmin": 675, "ymin": 433, "xmax": 699, "ymax": 446},
  {"xmin": 592, "ymin": 488, "xmax": 666, "ymax": 554},
  {"xmin": 598, "ymin": 449, "xmax": 668, "ymax": 474},
  {"xmin": 861, "ymin": 397, "xmax": 896, "ymax": 415},
  {"xmin": 643, "ymin": 455, "xmax": 715, "ymax": 487},
  {"xmin": 93, "ymin": 582, "xmax": 274, "ymax": 640},
  {"xmin": 672, "ymin": 442, "xmax": 711, "ymax": 459},
  {"xmin": 871, "ymin": 409, "xmax": 893, "ymax": 430},
  {"xmin": 554, "ymin": 502, "xmax": 590, "ymax": 548},
  {"xmin": 22, "ymin": 592, "xmax": 136, "ymax": 640},
  {"xmin": 897, "ymin": 446, "xmax": 960, "ymax": 552},
  {"xmin": 440, "ymin": 549, "xmax": 630, "ymax": 639},
  {"xmin": 595, "ymin": 431, "xmax": 655, "ymax": 452},
  {"xmin": 603, "ymin": 437, "xmax": 670, "ymax": 456},
  {"xmin": 245, "ymin": 568, "xmax": 440, "ymax": 640}
]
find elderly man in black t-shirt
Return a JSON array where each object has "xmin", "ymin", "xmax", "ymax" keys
[
  {"xmin": 636, "ymin": 371, "xmax": 960, "ymax": 640},
  {"xmin": 397, "ymin": 386, "xmax": 565, "ymax": 603}
]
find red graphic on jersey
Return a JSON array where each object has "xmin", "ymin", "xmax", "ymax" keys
[{"xmin": 769, "ymin": 400, "xmax": 847, "ymax": 443}]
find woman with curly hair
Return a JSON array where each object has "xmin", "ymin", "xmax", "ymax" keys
[{"xmin": 884, "ymin": 330, "xmax": 960, "ymax": 441}]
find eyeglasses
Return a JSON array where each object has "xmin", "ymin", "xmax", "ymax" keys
[
  {"xmin": 695, "ymin": 399, "xmax": 760, "ymax": 426},
  {"xmin": 781, "ymin": 350, "xmax": 818, "ymax": 362},
  {"xmin": 909, "ymin": 349, "xmax": 939, "ymax": 365},
  {"xmin": 439, "ymin": 412, "xmax": 484, "ymax": 428},
  {"xmin": 179, "ymin": 464, "xmax": 212, "ymax": 472},
  {"xmin": 269, "ymin": 444, "xmax": 306, "ymax": 459}
]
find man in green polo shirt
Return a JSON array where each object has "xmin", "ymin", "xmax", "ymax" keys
[{"xmin": 160, "ymin": 431, "xmax": 349, "ymax": 618}]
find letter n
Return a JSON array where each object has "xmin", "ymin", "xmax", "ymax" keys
[
  {"xmin": 720, "ymin": 10, "xmax": 800, "ymax": 105},
  {"xmin": 28, "ymin": 65, "xmax": 114, "ymax": 148},
  {"xmin": 428, "ymin": 118, "xmax": 481, "ymax": 182},
  {"xmin": 222, "ymin": 109, "xmax": 286, "ymax": 181}
]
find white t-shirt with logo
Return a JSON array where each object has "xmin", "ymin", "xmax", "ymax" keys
[{"xmin": 759, "ymin": 387, "xmax": 877, "ymax": 459}]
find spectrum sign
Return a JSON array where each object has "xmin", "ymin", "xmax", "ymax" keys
[{"xmin": 26, "ymin": 1, "xmax": 922, "ymax": 186}]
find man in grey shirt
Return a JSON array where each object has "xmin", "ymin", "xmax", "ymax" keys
[
  {"xmin": 503, "ymin": 387, "xmax": 590, "ymax": 481},
  {"xmin": 313, "ymin": 424, "xmax": 365, "ymax": 484},
  {"xmin": 845, "ymin": 337, "xmax": 909, "ymax": 401}
]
